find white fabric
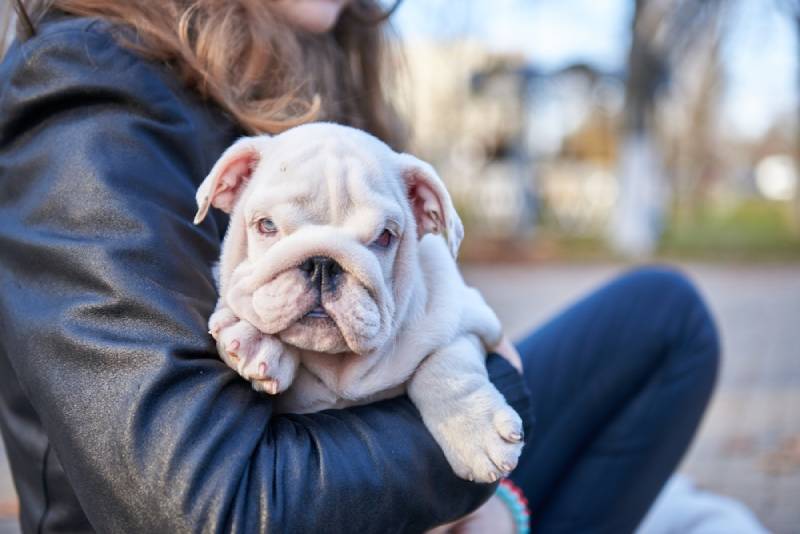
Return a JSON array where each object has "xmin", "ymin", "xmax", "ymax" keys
[{"xmin": 637, "ymin": 475, "xmax": 770, "ymax": 534}]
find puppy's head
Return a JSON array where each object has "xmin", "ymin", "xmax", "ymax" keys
[{"xmin": 195, "ymin": 123, "xmax": 463, "ymax": 355}]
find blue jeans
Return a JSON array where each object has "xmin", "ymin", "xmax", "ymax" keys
[{"xmin": 510, "ymin": 267, "xmax": 720, "ymax": 533}]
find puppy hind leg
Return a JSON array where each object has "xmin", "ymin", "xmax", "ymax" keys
[{"xmin": 459, "ymin": 287, "xmax": 503, "ymax": 350}]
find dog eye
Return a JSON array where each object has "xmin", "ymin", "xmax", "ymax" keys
[
  {"xmin": 256, "ymin": 217, "xmax": 278, "ymax": 235},
  {"xmin": 374, "ymin": 229, "xmax": 393, "ymax": 248}
]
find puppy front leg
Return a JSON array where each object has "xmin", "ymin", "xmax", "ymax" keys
[
  {"xmin": 209, "ymin": 302, "xmax": 299, "ymax": 394},
  {"xmin": 407, "ymin": 334, "xmax": 524, "ymax": 483}
]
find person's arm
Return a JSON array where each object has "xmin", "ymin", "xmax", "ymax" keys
[{"xmin": 0, "ymin": 19, "xmax": 530, "ymax": 533}]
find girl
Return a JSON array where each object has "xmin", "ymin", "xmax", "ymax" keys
[{"xmin": 0, "ymin": 1, "xmax": 718, "ymax": 532}]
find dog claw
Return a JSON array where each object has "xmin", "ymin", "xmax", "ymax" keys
[
  {"xmin": 501, "ymin": 462, "xmax": 513, "ymax": 473},
  {"xmin": 508, "ymin": 431, "xmax": 523, "ymax": 443},
  {"xmin": 214, "ymin": 316, "xmax": 297, "ymax": 396},
  {"xmin": 254, "ymin": 378, "xmax": 280, "ymax": 395},
  {"xmin": 489, "ymin": 472, "xmax": 498, "ymax": 482}
]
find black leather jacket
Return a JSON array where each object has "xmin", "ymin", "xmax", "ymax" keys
[{"xmin": 0, "ymin": 13, "xmax": 532, "ymax": 534}]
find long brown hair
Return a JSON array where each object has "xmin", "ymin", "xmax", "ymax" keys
[{"xmin": 4, "ymin": 0, "xmax": 406, "ymax": 148}]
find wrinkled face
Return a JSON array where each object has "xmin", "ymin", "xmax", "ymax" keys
[
  {"xmin": 195, "ymin": 124, "xmax": 463, "ymax": 356},
  {"xmin": 227, "ymin": 137, "xmax": 406, "ymax": 354}
]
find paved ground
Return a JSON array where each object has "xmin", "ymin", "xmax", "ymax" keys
[
  {"xmin": 0, "ymin": 520, "xmax": 17, "ymax": 534},
  {"xmin": 1, "ymin": 262, "xmax": 798, "ymax": 532},
  {"xmin": 463, "ymin": 262, "xmax": 800, "ymax": 534}
]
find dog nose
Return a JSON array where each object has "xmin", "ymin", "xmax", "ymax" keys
[{"xmin": 300, "ymin": 256, "xmax": 343, "ymax": 290}]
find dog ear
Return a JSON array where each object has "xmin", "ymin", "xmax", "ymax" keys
[
  {"xmin": 194, "ymin": 137, "xmax": 265, "ymax": 224},
  {"xmin": 397, "ymin": 154, "xmax": 464, "ymax": 258}
]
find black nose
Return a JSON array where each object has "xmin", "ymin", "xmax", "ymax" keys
[{"xmin": 300, "ymin": 256, "xmax": 343, "ymax": 291}]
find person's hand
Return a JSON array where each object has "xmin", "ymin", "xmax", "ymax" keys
[
  {"xmin": 427, "ymin": 493, "xmax": 515, "ymax": 534},
  {"xmin": 493, "ymin": 335, "xmax": 523, "ymax": 373}
]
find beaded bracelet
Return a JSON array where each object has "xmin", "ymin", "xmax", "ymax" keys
[{"xmin": 496, "ymin": 479, "xmax": 530, "ymax": 534}]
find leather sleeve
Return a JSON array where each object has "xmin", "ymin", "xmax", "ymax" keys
[{"xmin": 0, "ymin": 18, "xmax": 531, "ymax": 533}]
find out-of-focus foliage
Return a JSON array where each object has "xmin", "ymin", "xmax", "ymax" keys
[{"xmin": 395, "ymin": 0, "xmax": 800, "ymax": 261}]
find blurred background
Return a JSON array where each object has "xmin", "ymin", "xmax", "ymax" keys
[
  {"xmin": 388, "ymin": 1, "xmax": 800, "ymax": 532},
  {"xmin": 1, "ymin": 0, "xmax": 799, "ymax": 532},
  {"xmin": 394, "ymin": 0, "xmax": 800, "ymax": 262}
]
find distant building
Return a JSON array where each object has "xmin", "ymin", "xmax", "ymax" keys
[{"xmin": 400, "ymin": 40, "xmax": 624, "ymax": 238}]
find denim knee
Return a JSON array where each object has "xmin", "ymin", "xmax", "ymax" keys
[{"xmin": 621, "ymin": 266, "xmax": 720, "ymax": 380}]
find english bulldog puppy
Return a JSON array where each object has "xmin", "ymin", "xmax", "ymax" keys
[{"xmin": 194, "ymin": 123, "xmax": 524, "ymax": 483}]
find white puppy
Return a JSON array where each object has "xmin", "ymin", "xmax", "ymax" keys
[{"xmin": 194, "ymin": 123, "xmax": 524, "ymax": 483}]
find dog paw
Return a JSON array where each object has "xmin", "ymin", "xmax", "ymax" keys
[
  {"xmin": 429, "ymin": 387, "xmax": 525, "ymax": 483},
  {"xmin": 209, "ymin": 305, "xmax": 239, "ymax": 340},
  {"xmin": 240, "ymin": 337, "xmax": 299, "ymax": 395},
  {"xmin": 213, "ymin": 312, "xmax": 298, "ymax": 394},
  {"xmin": 215, "ymin": 315, "xmax": 263, "ymax": 369}
]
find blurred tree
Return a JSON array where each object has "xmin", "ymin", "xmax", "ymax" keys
[
  {"xmin": 667, "ymin": 7, "xmax": 727, "ymax": 230},
  {"xmin": 775, "ymin": 0, "xmax": 800, "ymax": 229},
  {"xmin": 612, "ymin": 0, "xmax": 724, "ymax": 257}
]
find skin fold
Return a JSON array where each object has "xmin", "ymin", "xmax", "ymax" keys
[{"xmin": 194, "ymin": 123, "xmax": 525, "ymax": 483}]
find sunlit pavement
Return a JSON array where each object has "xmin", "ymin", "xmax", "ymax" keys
[
  {"xmin": 0, "ymin": 519, "xmax": 18, "ymax": 534},
  {"xmin": 464, "ymin": 262, "xmax": 800, "ymax": 534},
  {"xmin": 1, "ymin": 262, "xmax": 798, "ymax": 532}
]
